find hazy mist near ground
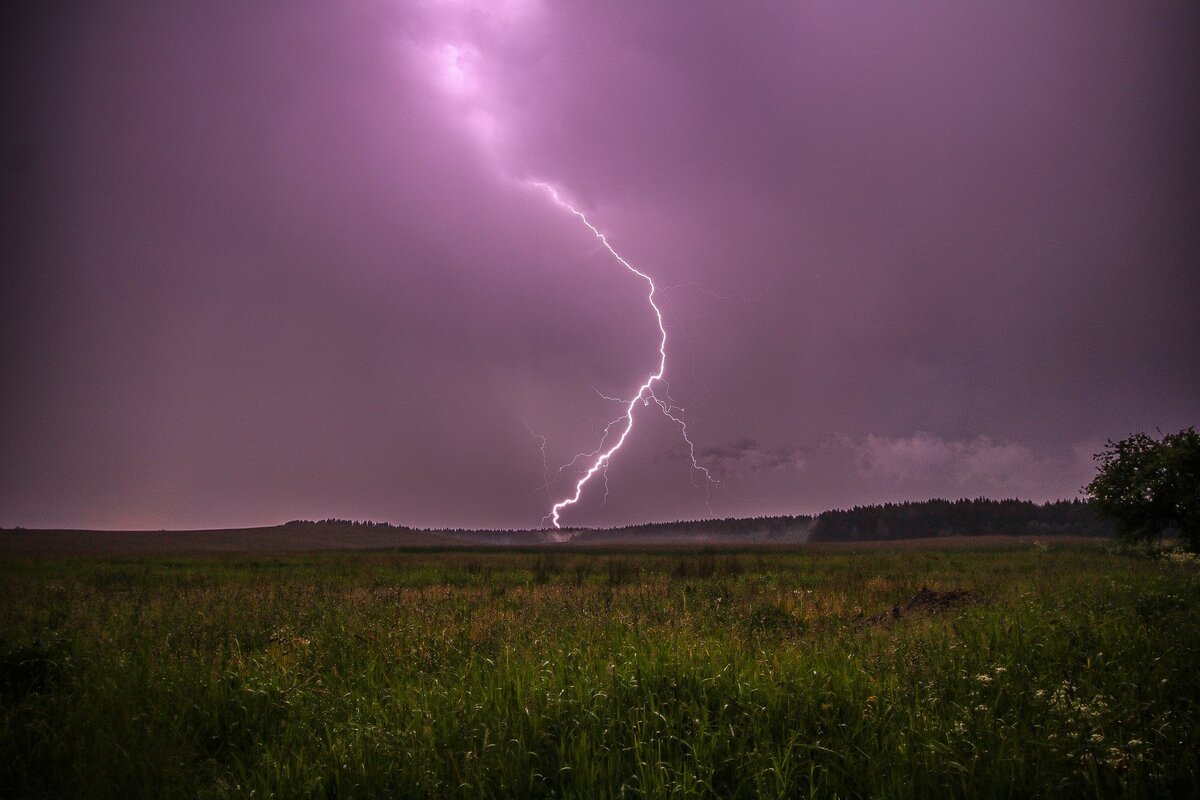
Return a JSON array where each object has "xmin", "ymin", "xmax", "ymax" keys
[{"xmin": 0, "ymin": 498, "xmax": 1111, "ymax": 555}]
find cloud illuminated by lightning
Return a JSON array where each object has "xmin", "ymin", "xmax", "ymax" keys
[{"xmin": 525, "ymin": 180, "xmax": 716, "ymax": 528}]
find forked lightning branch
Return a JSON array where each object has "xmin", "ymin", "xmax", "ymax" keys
[{"xmin": 526, "ymin": 181, "xmax": 716, "ymax": 528}]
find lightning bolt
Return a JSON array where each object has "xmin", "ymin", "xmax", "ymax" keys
[
  {"xmin": 520, "ymin": 419, "xmax": 552, "ymax": 506},
  {"xmin": 526, "ymin": 180, "xmax": 716, "ymax": 528},
  {"xmin": 410, "ymin": 30, "xmax": 716, "ymax": 527}
]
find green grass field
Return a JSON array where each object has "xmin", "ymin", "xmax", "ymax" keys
[{"xmin": 2, "ymin": 543, "xmax": 1198, "ymax": 798}]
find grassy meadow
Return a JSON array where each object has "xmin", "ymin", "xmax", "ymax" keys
[{"xmin": 2, "ymin": 542, "xmax": 1198, "ymax": 798}]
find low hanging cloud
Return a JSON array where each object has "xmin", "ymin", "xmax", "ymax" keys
[
  {"xmin": 852, "ymin": 433, "xmax": 1032, "ymax": 481},
  {"xmin": 837, "ymin": 432, "xmax": 1089, "ymax": 499},
  {"xmin": 700, "ymin": 437, "xmax": 806, "ymax": 479},
  {"xmin": 688, "ymin": 432, "xmax": 1097, "ymax": 519}
]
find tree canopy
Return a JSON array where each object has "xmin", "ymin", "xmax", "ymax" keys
[{"xmin": 1086, "ymin": 427, "xmax": 1200, "ymax": 550}]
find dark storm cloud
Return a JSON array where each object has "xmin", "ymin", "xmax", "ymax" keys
[
  {"xmin": 2, "ymin": 1, "xmax": 1197, "ymax": 529},
  {"xmin": 700, "ymin": 438, "xmax": 805, "ymax": 479}
]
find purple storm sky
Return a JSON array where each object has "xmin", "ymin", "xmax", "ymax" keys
[{"xmin": 2, "ymin": 1, "xmax": 1198, "ymax": 530}]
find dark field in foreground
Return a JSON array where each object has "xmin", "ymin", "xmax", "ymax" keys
[{"xmin": 2, "ymin": 544, "xmax": 1198, "ymax": 798}]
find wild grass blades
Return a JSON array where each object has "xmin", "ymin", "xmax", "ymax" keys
[{"xmin": 1, "ymin": 543, "xmax": 1197, "ymax": 798}]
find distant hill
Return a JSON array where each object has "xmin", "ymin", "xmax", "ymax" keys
[{"xmin": 0, "ymin": 522, "xmax": 473, "ymax": 555}]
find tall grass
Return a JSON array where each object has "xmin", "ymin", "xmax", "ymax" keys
[{"xmin": 2, "ymin": 544, "xmax": 1197, "ymax": 798}]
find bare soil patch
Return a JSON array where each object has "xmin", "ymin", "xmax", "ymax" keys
[{"xmin": 865, "ymin": 586, "xmax": 981, "ymax": 625}]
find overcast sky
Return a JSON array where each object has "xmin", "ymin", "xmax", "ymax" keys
[{"xmin": 2, "ymin": 1, "xmax": 1197, "ymax": 530}]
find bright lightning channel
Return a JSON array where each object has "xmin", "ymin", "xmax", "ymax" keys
[{"xmin": 526, "ymin": 180, "xmax": 716, "ymax": 528}]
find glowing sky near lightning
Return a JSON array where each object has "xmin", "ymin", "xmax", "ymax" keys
[
  {"xmin": 1, "ymin": 1, "xmax": 1198, "ymax": 530},
  {"xmin": 413, "ymin": 6, "xmax": 721, "ymax": 527}
]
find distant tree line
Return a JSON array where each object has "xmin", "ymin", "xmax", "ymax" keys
[
  {"xmin": 809, "ymin": 498, "xmax": 1110, "ymax": 543},
  {"xmin": 284, "ymin": 518, "xmax": 411, "ymax": 531},
  {"xmin": 281, "ymin": 499, "xmax": 1113, "ymax": 543}
]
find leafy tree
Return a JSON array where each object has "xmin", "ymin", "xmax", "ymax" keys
[{"xmin": 1086, "ymin": 427, "xmax": 1200, "ymax": 550}]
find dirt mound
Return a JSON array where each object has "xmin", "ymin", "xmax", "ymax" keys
[{"xmin": 866, "ymin": 586, "xmax": 978, "ymax": 624}]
